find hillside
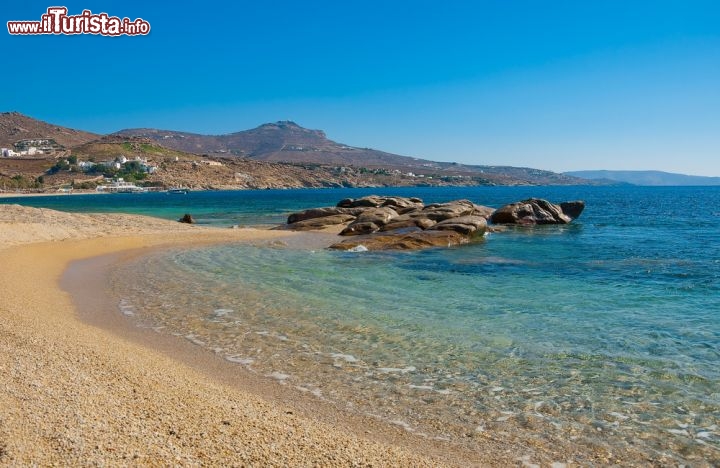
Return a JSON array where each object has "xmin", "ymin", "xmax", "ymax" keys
[
  {"xmin": 565, "ymin": 170, "xmax": 720, "ymax": 186},
  {"xmin": 71, "ymin": 136, "xmax": 194, "ymax": 161},
  {"xmin": 1, "ymin": 112, "xmax": 597, "ymax": 190},
  {"xmin": 0, "ymin": 111, "xmax": 99, "ymax": 149},
  {"xmin": 115, "ymin": 121, "xmax": 589, "ymax": 185},
  {"xmin": 114, "ymin": 121, "xmax": 425, "ymax": 167},
  {"xmin": 2, "ymin": 135, "xmax": 503, "ymax": 191}
]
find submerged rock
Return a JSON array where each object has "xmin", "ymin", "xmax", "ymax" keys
[{"xmin": 330, "ymin": 230, "xmax": 470, "ymax": 251}]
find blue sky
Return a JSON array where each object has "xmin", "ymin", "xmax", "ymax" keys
[{"xmin": 2, "ymin": 1, "xmax": 719, "ymax": 175}]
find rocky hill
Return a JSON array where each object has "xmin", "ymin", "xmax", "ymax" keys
[
  {"xmin": 0, "ymin": 111, "xmax": 99, "ymax": 149},
  {"xmin": 2, "ymin": 134, "xmax": 498, "ymax": 191},
  {"xmin": 114, "ymin": 122, "xmax": 589, "ymax": 185},
  {"xmin": 114, "ymin": 121, "xmax": 426, "ymax": 167},
  {"xmin": 1, "ymin": 112, "xmax": 598, "ymax": 191}
]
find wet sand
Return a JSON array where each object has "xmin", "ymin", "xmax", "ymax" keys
[{"xmin": 0, "ymin": 205, "xmax": 503, "ymax": 466}]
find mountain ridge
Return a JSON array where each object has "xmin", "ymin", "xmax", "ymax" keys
[
  {"xmin": 114, "ymin": 121, "xmax": 590, "ymax": 185},
  {"xmin": 1, "ymin": 112, "xmax": 598, "ymax": 188},
  {"xmin": 564, "ymin": 170, "xmax": 720, "ymax": 186}
]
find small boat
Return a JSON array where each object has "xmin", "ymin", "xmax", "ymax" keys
[{"xmin": 167, "ymin": 187, "xmax": 189, "ymax": 194}]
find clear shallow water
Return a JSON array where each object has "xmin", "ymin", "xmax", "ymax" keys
[
  {"xmin": 2, "ymin": 185, "xmax": 610, "ymax": 226},
  {"xmin": 17, "ymin": 186, "xmax": 720, "ymax": 463}
]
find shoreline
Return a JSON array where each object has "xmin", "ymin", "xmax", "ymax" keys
[
  {"xmin": 61, "ymin": 241, "xmax": 493, "ymax": 465},
  {"xmin": 0, "ymin": 207, "xmax": 491, "ymax": 465}
]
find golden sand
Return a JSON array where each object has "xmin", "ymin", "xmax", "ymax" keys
[{"xmin": 0, "ymin": 205, "xmax": 500, "ymax": 466}]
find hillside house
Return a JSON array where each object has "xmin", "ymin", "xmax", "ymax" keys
[{"xmin": 13, "ymin": 138, "xmax": 65, "ymax": 155}]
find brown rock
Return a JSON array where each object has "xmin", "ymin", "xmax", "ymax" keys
[
  {"xmin": 418, "ymin": 200, "xmax": 475, "ymax": 221},
  {"xmin": 490, "ymin": 198, "xmax": 581, "ymax": 225},
  {"xmin": 329, "ymin": 230, "xmax": 471, "ymax": 251},
  {"xmin": 560, "ymin": 201, "xmax": 585, "ymax": 220},
  {"xmin": 178, "ymin": 214, "xmax": 195, "ymax": 224},
  {"xmin": 354, "ymin": 207, "xmax": 398, "ymax": 226},
  {"xmin": 340, "ymin": 221, "xmax": 380, "ymax": 236},
  {"xmin": 337, "ymin": 196, "xmax": 424, "ymax": 213},
  {"xmin": 428, "ymin": 215, "xmax": 487, "ymax": 236},
  {"xmin": 415, "ymin": 217, "xmax": 437, "ymax": 230},
  {"xmin": 380, "ymin": 197, "xmax": 424, "ymax": 214},
  {"xmin": 472, "ymin": 204, "xmax": 496, "ymax": 219},
  {"xmin": 287, "ymin": 207, "xmax": 361, "ymax": 224},
  {"xmin": 336, "ymin": 195, "xmax": 386, "ymax": 208},
  {"xmin": 283, "ymin": 214, "xmax": 356, "ymax": 230},
  {"xmin": 380, "ymin": 215, "xmax": 436, "ymax": 233}
]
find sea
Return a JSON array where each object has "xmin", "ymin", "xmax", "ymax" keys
[{"xmin": 3, "ymin": 185, "xmax": 719, "ymax": 463}]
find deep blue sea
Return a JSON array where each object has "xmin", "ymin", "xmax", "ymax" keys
[{"xmin": 4, "ymin": 186, "xmax": 719, "ymax": 463}]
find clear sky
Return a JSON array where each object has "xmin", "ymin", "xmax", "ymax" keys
[{"xmin": 2, "ymin": 1, "xmax": 719, "ymax": 175}]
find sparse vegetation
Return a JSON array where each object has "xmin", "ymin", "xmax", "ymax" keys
[{"xmin": 0, "ymin": 174, "xmax": 43, "ymax": 190}]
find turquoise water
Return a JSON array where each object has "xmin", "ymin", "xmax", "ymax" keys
[
  {"xmin": 10, "ymin": 186, "xmax": 720, "ymax": 462},
  {"xmin": 2, "ymin": 186, "xmax": 604, "ymax": 226}
]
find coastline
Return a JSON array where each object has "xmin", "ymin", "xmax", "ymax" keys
[{"xmin": 0, "ymin": 206, "xmax": 489, "ymax": 465}]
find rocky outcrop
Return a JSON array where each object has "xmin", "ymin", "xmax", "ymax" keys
[
  {"xmin": 418, "ymin": 200, "xmax": 475, "ymax": 221},
  {"xmin": 336, "ymin": 195, "xmax": 424, "ymax": 214},
  {"xmin": 330, "ymin": 230, "xmax": 470, "ymax": 251},
  {"xmin": 281, "ymin": 213, "xmax": 356, "ymax": 231},
  {"xmin": 287, "ymin": 206, "xmax": 365, "ymax": 224},
  {"xmin": 284, "ymin": 196, "xmax": 489, "ymax": 250},
  {"xmin": 490, "ymin": 198, "xmax": 585, "ymax": 225},
  {"xmin": 178, "ymin": 213, "xmax": 195, "ymax": 224},
  {"xmin": 340, "ymin": 221, "xmax": 380, "ymax": 236},
  {"xmin": 559, "ymin": 201, "xmax": 586, "ymax": 220},
  {"xmin": 427, "ymin": 215, "xmax": 487, "ymax": 236},
  {"xmin": 282, "ymin": 195, "xmax": 584, "ymax": 250}
]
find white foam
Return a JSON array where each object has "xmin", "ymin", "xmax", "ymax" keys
[{"xmin": 347, "ymin": 245, "xmax": 368, "ymax": 252}]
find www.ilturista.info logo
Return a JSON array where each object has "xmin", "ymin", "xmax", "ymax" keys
[{"xmin": 7, "ymin": 7, "xmax": 150, "ymax": 36}]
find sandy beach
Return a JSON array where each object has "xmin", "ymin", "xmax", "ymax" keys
[{"xmin": 0, "ymin": 204, "xmax": 503, "ymax": 466}]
